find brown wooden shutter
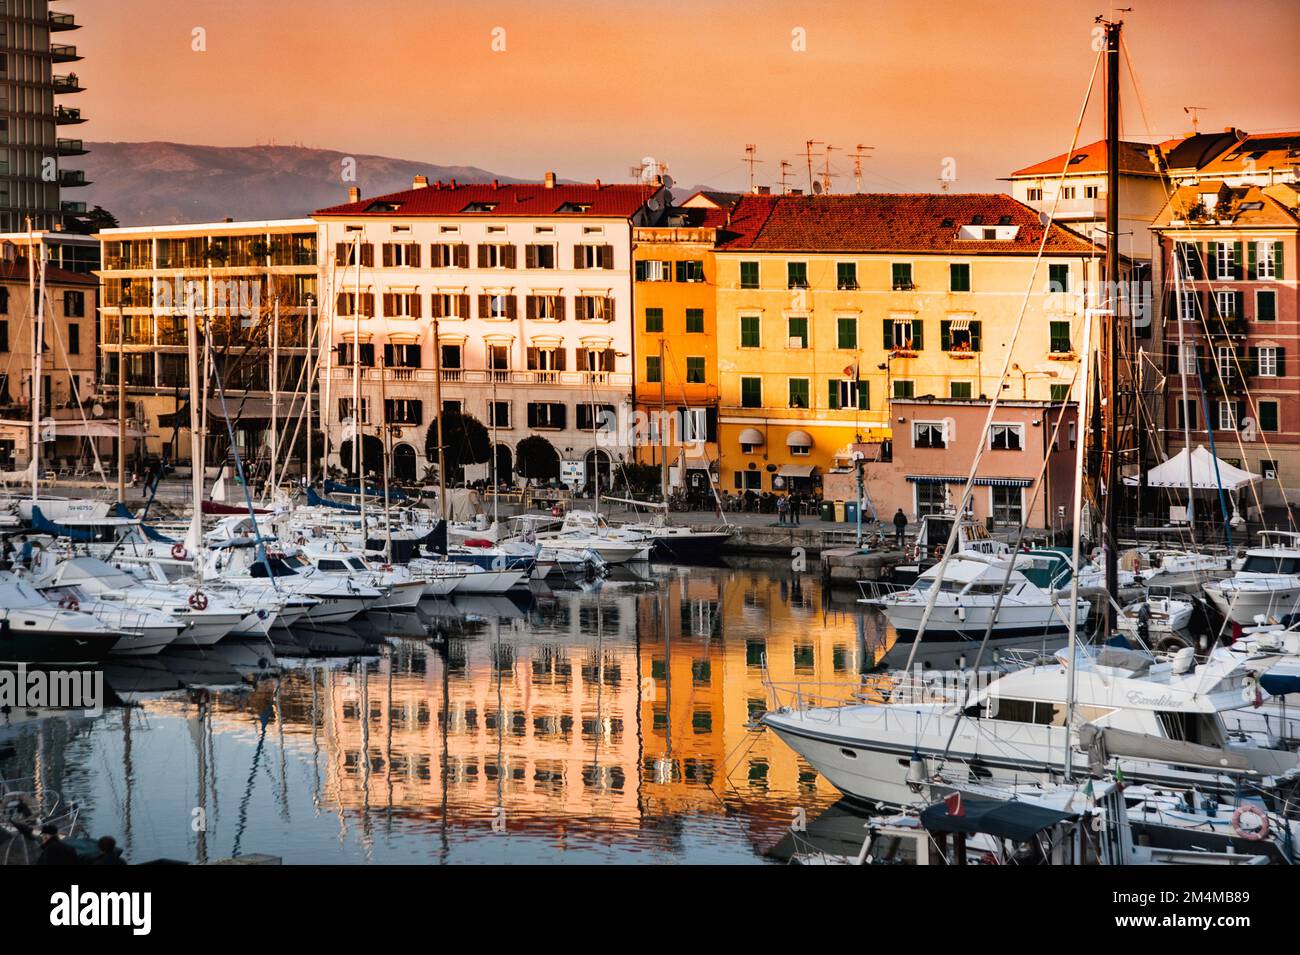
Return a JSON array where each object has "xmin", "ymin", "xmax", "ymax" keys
[
  {"xmin": 477, "ymin": 245, "xmax": 489, "ymax": 268},
  {"xmin": 430, "ymin": 294, "xmax": 443, "ymax": 318},
  {"xmin": 382, "ymin": 292, "xmax": 395, "ymax": 316},
  {"xmin": 574, "ymin": 245, "xmax": 587, "ymax": 269},
  {"xmin": 555, "ymin": 297, "xmax": 566, "ymax": 321},
  {"xmin": 335, "ymin": 242, "xmax": 347, "ymax": 266},
  {"xmin": 526, "ymin": 347, "xmax": 538, "ymax": 369},
  {"xmin": 363, "ymin": 293, "xmax": 375, "ymax": 317},
  {"xmin": 503, "ymin": 245, "xmax": 517, "ymax": 269},
  {"xmin": 556, "ymin": 348, "xmax": 566, "ymax": 371},
  {"xmin": 575, "ymin": 297, "xmax": 587, "ymax": 321},
  {"xmin": 477, "ymin": 294, "xmax": 490, "ymax": 317},
  {"xmin": 360, "ymin": 243, "xmax": 374, "ymax": 267},
  {"xmin": 526, "ymin": 295, "xmax": 537, "ymax": 319},
  {"xmin": 525, "ymin": 245, "xmax": 538, "ymax": 269},
  {"xmin": 458, "ymin": 294, "xmax": 469, "ymax": 318},
  {"xmin": 409, "ymin": 243, "xmax": 420, "ymax": 268},
  {"xmin": 602, "ymin": 348, "xmax": 614, "ymax": 371},
  {"xmin": 336, "ymin": 292, "xmax": 348, "ymax": 313},
  {"xmin": 505, "ymin": 295, "xmax": 517, "ymax": 319},
  {"xmin": 456, "ymin": 244, "xmax": 469, "ymax": 268},
  {"xmin": 411, "ymin": 294, "xmax": 422, "ymax": 318},
  {"xmin": 382, "ymin": 244, "xmax": 394, "ymax": 267},
  {"xmin": 600, "ymin": 245, "xmax": 613, "ymax": 270},
  {"xmin": 604, "ymin": 297, "xmax": 614, "ymax": 322}
]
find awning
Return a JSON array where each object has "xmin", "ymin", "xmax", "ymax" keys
[
  {"xmin": 786, "ymin": 429, "xmax": 813, "ymax": 448},
  {"xmin": 906, "ymin": 474, "xmax": 965, "ymax": 485},
  {"xmin": 778, "ymin": 464, "xmax": 816, "ymax": 478},
  {"xmin": 973, "ymin": 477, "xmax": 1033, "ymax": 488},
  {"xmin": 905, "ymin": 475, "xmax": 1032, "ymax": 488},
  {"xmin": 683, "ymin": 456, "xmax": 715, "ymax": 471},
  {"xmin": 158, "ymin": 396, "xmax": 312, "ymax": 427},
  {"xmin": 1123, "ymin": 445, "xmax": 1261, "ymax": 492},
  {"xmin": 738, "ymin": 428, "xmax": 764, "ymax": 446},
  {"xmin": 50, "ymin": 419, "xmax": 149, "ymax": 439}
]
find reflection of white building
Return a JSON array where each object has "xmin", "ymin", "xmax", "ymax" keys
[{"xmin": 313, "ymin": 175, "xmax": 670, "ymax": 484}]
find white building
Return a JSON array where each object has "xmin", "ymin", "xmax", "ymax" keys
[{"xmin": 313, "ymin": 174, "xmax": 669, "ymax": 484}]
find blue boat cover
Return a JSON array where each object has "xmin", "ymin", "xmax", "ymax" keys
[
  {"xmin": 31, "ymin": 505, "xmax": 96, "ymax": 542},
  {"xmin": 307, "ymin": 486, "xmax": 360, "ymax": 512}
]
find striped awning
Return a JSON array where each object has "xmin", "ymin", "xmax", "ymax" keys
[
  {"xmin": 906, "ymin": 474, "xmax": 964, "ymax": 485},
  {"xmin": 905, "ymin": 474, "xmax": 1032, "ymax": 488}
]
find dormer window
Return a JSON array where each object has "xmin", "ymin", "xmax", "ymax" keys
[
  {"xmin": 971, "ymin": 215, "xmax": 984, "ymax": 225},
  {"xmin": 557, "ymin": 202, "xmax": 592, "ymax": 213},
  {"xmin": 365, "ymin": 201, "xmax": 402, "ymax": 212},
  {"xmin": 463, "ymin": 201, "xmax": 498, "ymax": 212}
]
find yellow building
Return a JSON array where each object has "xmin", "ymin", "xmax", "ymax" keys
[
  {"xmin": 632, "ymin": 193, "xmax": 736, "ymax": 494},
  {"xmin": 714, "ymin": 194, "xmax": 1101, "ymax": 497}
]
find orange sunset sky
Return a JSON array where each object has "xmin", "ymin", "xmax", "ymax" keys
[{"xmin": 75, "ymin": 0, "xmax": 1298, "ymax": 192}]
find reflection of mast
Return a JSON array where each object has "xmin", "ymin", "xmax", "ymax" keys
[
  {"xmin": 190, "ymin": 693, "xmax": 208, "ymax": 864},
  {"xmin": 122, "ymin": 707, "xmax": 133, "ymax": 848}
]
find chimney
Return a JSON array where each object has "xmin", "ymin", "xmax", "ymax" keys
[
  {"xmin": 594, "ymin": 178, "xmax": 602, "ymax": 190},
  {"xmin": 348, "ymin": 186, "xmax": 360, "ymax": 203},
  {"xmin": 544, "ymin": 171, "xmax": 556, "ymax": 189},
  {"xmin": 412, "ymin": 175, "xmax": 429, "ymax": 190},
  {"xmin": 754, "ymin": 185, "xmax": 771, "ymax": 195},
  {"xmin": 450, "ymin": 179, "xmax": 457, "ymax": 189},
  {"xmin": 492, "ymin": 179, "xmax": 499, "ymax": 190}
]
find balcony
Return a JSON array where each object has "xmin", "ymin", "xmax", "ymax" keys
[
  {"xmin": 1205, "ymin": 315, "xmax": 1248, "ymax": 338},
  {"xmin": 53, "ymin": 74, "xmax": 84, "ymax": 94},
  {"xmin": 58, "ymin": 169, "xmax": 89, "ymax": 188},
  {"xmin": 54, "ymin": 106, "xmax": 85, "ymax": 125},
  {"xmin": 56, "ymin": 138, "xmax": 87, "ymax": 156},
  {"xmin": 49, "ymin": 12, "xmax": 80, "ymax": 31},
  {"xmin": 50, "ymin": 44, "xmax": 82, "ymax": 63}
]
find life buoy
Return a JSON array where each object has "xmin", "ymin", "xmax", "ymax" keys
[
  {"xmin": 188, "ymin": 591, "xmax": 209, "ymax": 611},
  {"xmin": 58, "ymin": 595, "xmax": 79, "ymax": 612},
  {"xmin": 171, "ymin": 543, "xmax": 188, "ymax": 561},
  {"xmin": 1232, "ymin": 804, "xmax": 1269, "ymax": 841}
]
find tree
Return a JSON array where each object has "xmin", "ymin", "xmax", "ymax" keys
[
  {"xmin": 516, "ymin": 435, "xmax": 560, "ymax": 482},
  {"xmin": 65, "ymin": 205, "xmax": 119, "ymax": 235},
  {"xmin": 424, "ymin": 410, "xmax": 490, "ymax": 483}
]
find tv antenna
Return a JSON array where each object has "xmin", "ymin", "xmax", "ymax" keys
[
  {"xmin": 1183, "ymin": 106, "xmax": 1207, "ymax": 133},
  {"xmin": 743, "ymin": 144, "xmax": 765, "ymax": 193},
  {"xmin": 778, "ymin": 160, "xmax": 794, "ymax": 195},
  {"xmin": 803, "ymin": 140, "xmax": 823, "ymax": 193},
  {"xmin": 820, "ymin": 144, "xmax": 838, "ymax": 194},
  {"xmin": 849, "ymin": 144, "xmax": 874, "ymax": 193}
]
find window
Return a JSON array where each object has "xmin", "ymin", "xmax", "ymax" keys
[
  {"xmin": 1049, "ymin": 320, "xmax": 1071, "ymax": 354},
  {"xmin": 1258, "ymin": 400, "xmax": 1279, "ymax": 433},
  {"xmin": 949, "ymin": 263, "xmax": 971, "ymax": 292},
  {"xmin": 1261, "ymin": 459, "xmax": 1279, "ymax": 480},
  {"xmin": 787, "ymin": 261, "xmax": 808, "ymax": 289},
  {"xmin": 1256, "ymin": 290, "xmax": 1276, "ymax": 321},
  {"xmin": 836, "ymin": 316, "xmax": 857, "ymax": 350},
  {"xmin": 1216, "ymin": 345, "xmax": 1233, "ymax": 377},
  {"xmin": 1216, "ymin": 290, "xmax": 1237, "ymax": 318},
  {"xmin": 989, "ymin": 424, "xmax": 1023, "ymax": 450},
  {"xmin": 478, "ymin": 243, "xmax": 515, "ymax": 268},
  {"xmin": 1175, "ymin": 399, "xmax": 1199, "ymax": 430},
  {"xmin": 837, "ymin": 262, "xmax": 857, "ymax": 290},
  {"xmin": 1084, "ymin": 185, "xmax": 1099, "ymax": 199},
  {"xmin": 338, "ymin": 397, "xmax": 370, "ymax": 423},
  {"xmin": 527, "ymin": 402, "xmax": 567, "ymax": 429},
  {"xmin": 574, "ymin": 244, "xmax": 613, "ymax": 269},
  {"xmin": 382, "ymin": 242, "xmax": 420, "ymax": 267},
  {"xmin": 788, "ymin": 378, "xmax": 809, "ymax": 409},
  {"xmin": 576, "ymin": 403, "xmax": 616, "ymax": 431},
  {"xmin": 0, "ymin": 288, "xmax": 7, "ymax": 314},
  {"xmin": 787, "ymin": 316, "xmax": 808, "ymax": 348},
  {"xmin": 432, "ymin": 292, "xmax": 469, "ymax": 319},
  {"xmin": 439, "ymin": 343, "xmax": 461, "ymax": 369},
  {"xmin": 337, "ymin": 342, "xmax": 375, "ymax": 367},
  {"xmin": 525, "ymin": 244, "xmax": 557, "ymax": 269},
  {"xmin": 891, "ymin": 263, "xmax": 914, "ymax": 290},
  {"xmin": 636, "ymin": 260, "xmax": 672, "ymax": 282},
  {"xmin": 488, "ymin": 401, "xmax": 511, "ymax": 429},
  {"xmin": 67, "ymin": 324, "xmax": 79, "ymax": 355},
  {"xmin": 740, "ymin": 377, "xmax": 762, "ymax": 408},
  {"xmin": 526, "ymin": 294, "xmax": 563, "ymax": 321},
  {"xmin": 913, "ymin": 422, "xmax": 945, "ymax": 448},
  {"xmin": 1026, "ymin": 188, "xmax": 1043, "ymax": 202},
  {"xmin": 382, "ymin": 291, "xmax": 422, "ymax": 318},
  {"xmin": 1218, "ymin": 401, "xmax": 1239, "ymax": 431},
  {"xmin": 384, "ymin": 398, "xmax": 423, "ymax": 425},
  {"xmin": 893, "ymin": 379, "xmax": 915, "ymax": 399},
  {"xmin": 942, "ymin": 318, "xmax": 981, "ymax": 352},
  {"xmin": 334, "ymin": 241, "xmax": 374, "ymax": 267},
  {"xmin": 1176, "ymin": 289, "xmax": 1198, "ymax": 322},
  {"xmin": 574, "ymin": 295, "xmax": 612, "ymax": 322},
  {"xmin": 740, "ymin": 261, "xmax": 759, "ymax": 288},
  {"xmin": 488, "ymin": 344, "xmax": 510, "ymax": 372},
  {"xmin": 1257, "ymin": 347, "xmax": 1279, "ymax": 377},
  {"xmin": 675, "ymin": 260, "xmax": 704, "ymax": 283},
  {"xmin": 740, "ymin": 314, "xmax": 761, "ymax": 348},
  {"xmin": 431, "ymin": 243, "xmax": 468, "ymax": 268},
  {"xmin": 336, "ymin": 292, "xmax": 375, "ymax": 317},
  {"xmin": 991, "ymin": 486, "xmax": 1022, "ymax": 525},
  {"xmin": 645, "ymin": 308, "xmax": 663, "ymax": 333},
  {"xmin": 383, "ymin": 343, "xmax": 421, "ymax": 368},
  {"xmin": 1048, "ymin": 263, "xmax": 1070, "ymax": 293},
  {"xmin": 1214, "ymin": 241, "xmax": 1236, "ymax": 279},
  {"xmin": 950, "ymin": 381, "xmax": 973, "ymax": 399},
  {"xmin": 1176, "ymin": 243, "xmax": 1205, "ymax": 280},
  {"xmin": 686, "ymin": 357, "xmax": 705, "ymax": 384},
  {"xmin": 916, "ymin": 482, "xmax": 947, "ymax": 516},
  {"xmin": 527, "ymin": 346, "xmax": 565, "ymax": 373},
  {"xmin": 829, "ymin": 379, "xmax": 869, "ymax": 410},
  {"xmin": 64, "ymin": 290, "xmax": 85, "ymax": 317},
  {"xmin": 645, "ymin": 356, "xmax": 661, "ymax": 383},
  {"xmin": 1059, "ymin": 186, "xmax": 1076, "ymax": 200},
  {"xmin": 0, "ymin": 320, "xmax": 7, "ymax": 352},
  {"xmin": 685, "ymin": 308, "xmax": 704, "ymax": 333},
  {"xmin": 479, "ymin": 293, "xmax": 515, "ymax": 320},
  {"xmin": 1050, "ymin": 383, "xmax": 1070, "ymax": 401},
  {"xmin": 887, "ymin": 317, "xmax": 923, "ymax": 350},
  {"xmin": 1253, "ymin": 240, "xmax": 1278, "ymax": 279}
]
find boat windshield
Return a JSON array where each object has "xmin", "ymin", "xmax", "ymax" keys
[
  {"xmin": 346, "ymin": 557, "xmax": 368, "ymax": 571},
  {"xmin": 913, "ymin": 579, "xmax": 966, "ymax": 594},
  {"xmin": 1241, "ymin": 555, "xmax": 1300, "ymax": 575}
]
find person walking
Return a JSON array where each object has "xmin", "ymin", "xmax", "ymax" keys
[
  {"xmin": 789, "ymin": 491, "xmax": 801, "ymax": 525},
  {"xmin": 893, "ymin": 508, "xmax": 908, "ymax": 549}
]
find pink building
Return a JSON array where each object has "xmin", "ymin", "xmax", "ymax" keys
[{"xmin": 861, "ymin": 398, "xmax": 1077, "ymax": 531}]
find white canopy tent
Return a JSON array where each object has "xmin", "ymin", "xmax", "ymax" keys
[{"xmin": 1124, "ymin": 445, "xmax": 1261, "ymax": 491}]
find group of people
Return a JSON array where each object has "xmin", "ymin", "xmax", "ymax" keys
[
  {"xmin": 774, "ymin": 492, "xmax": 806, "ymax": 525},
  {"xmin": 14, "ymin": 823, "xmax": 125, "ymax": 866}
]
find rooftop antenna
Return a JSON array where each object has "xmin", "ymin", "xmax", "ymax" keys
[
  {"xmin": 803, "ymin": 140, "xmax": 823, "ymax": 193},
  {"xmin": 849, "ymin": 144, "xmax": 874, "ymax": 193},
  {"xmin": 778, "ymin": 160, "xmax": 794, "ymax": 195},
  {"xmin": 1183, "ymin": 106, "xmax": 1207, "ymax": 133},
  {"xmin": 820, "ymin": 144, "xmax": 838, "ymax": 194},
  {"xmin": 743, "ymin": 144, "xmax": 765, "ymax": 193}
]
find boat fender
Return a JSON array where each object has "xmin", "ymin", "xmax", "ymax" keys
[
  {"xmin": 188, "ymin": 591, "xmax": 209, "ymax": 611},
  {"xmin": 381, "ymin": 564, "xmax": 393, "ymax": 572},
  {"xmin": 906, "ymin": 752, "xmax": 926, "ymax": 789},
  {"xmin": 1231, "ymin": 804, "xmax": 1269, "ymax": 841},
  {"xmin": 956, "ymin": 605, "xmax": 966, "ymax": 622},
  {"xmin": 58, "ymin": 596, "xmax": 80, "ymax": 612},
  {"xmin": 171, "ymin": 543, "xmax": 188, "ymax": 560}
]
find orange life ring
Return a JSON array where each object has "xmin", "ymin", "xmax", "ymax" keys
[
  {"xmin": 188, "ymin": 591, "xmax": 209, "ymax": 611},
  {"xmin": 1232, "ymin": 804, "xmax": 1269, "ymax": 841},
  {"xmin": 59, "ymin": 596, "xmax": 80, "ymax": 612},
  {"xmin": 171, "ymin": 543, "xmax": 188, "ymax": 560}
]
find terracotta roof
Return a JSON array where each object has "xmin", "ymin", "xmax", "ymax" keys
[
  {"xmin": 1199, "ymin": 131, "xmax": 1300, "ymax": 177},
  {"xmin": 714, "ymin": 193, "xmax": 1099, "ymax": 255},
  {"xmin": 1009, "ymin": 139, "xmax": 1160, "ymax": 178},
  {"xmin": 0, "ymin": 257, "xmax": 95, "ymax": 286},
  {"xmin": 315, "ymin": 181, "xmax": 662, "ymax": 218},
  {"xmin": 1160, "ymin": 130, "xmax": 1244, "ymax": 171},
  {"xmin": 1153, "ymin": 183, "xmax": 1300, "ymax": 230}
]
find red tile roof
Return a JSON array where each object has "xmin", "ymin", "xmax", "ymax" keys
[
  {"xmin": 1009, "ymin": 139, "xmax": 1159, "ymax": 178},
  {"xmin": 0, "ymin": 257, "xmax": 95, "ymax": 286},
  {"xmin": 315, "ymin": 181, "xmax": 663, "ymax": 218},
  {"xmin": 714, "ymin": 193, "xmax": 1099, "ymax": 255},
  {"xmin": 1153, "ymin": 183, "xmax": 1300, "ymax": 230},
  {"xmin": 1199, "ymin": 131, "xmax": 1300, "ymax": 177}
]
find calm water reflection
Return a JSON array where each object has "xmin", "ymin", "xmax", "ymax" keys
[{"xmin": 1, "ymin": 567, "xmax": 893, "ymax": 864}]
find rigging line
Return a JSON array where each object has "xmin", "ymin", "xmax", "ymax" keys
[
  {"xmin": 39, "ymin": 281, "xmax": 109, "ymax": 485},
  {"xmin": 900, "ymin": 44, "xmax": 1105, "ymax": 676}
]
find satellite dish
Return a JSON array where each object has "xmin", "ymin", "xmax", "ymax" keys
[
  {"xmin": 92, "ymin": 403, "xmax": 104, "ymax": 418},
  {"xmin": 1038, "ymin": 211, "xmax": 1050, "ymax": 227},
  {"xmin": 812, "ymin": 181, "xmax": 823, "ymax": 195},
  {"xmin": 661, "ymin": 174, "xmax": 674, "ymax": 191}
]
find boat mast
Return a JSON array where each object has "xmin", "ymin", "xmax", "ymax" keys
[
  {"xmin": 432, "ymin": 308, "xmax": 447, "ymax": 525},
  {"xmin": 353, "ymin": 236, "xmax": 366, "ymax": 531},
  {"xmin": 1064, "ymin": 309, "xmax": 1095, "ymax": 781},
  {"xmin": 1100, "ymin": 17, "xmax": 1122, "ymax": 638},
  {"xmin": 184, "ymin": 294, "xmax": 204, "ymax": 584},
  {"xmin": 117, "ymin": 304, "xmax": 125, "ymax": 501},
  {"xmin": 28, "ymin": 222, "xmax": 43, "ymax": 502},
  {"xmin": 659, "ymin": 337, "xmax": 668, "ymax": 506},
  {"xmin": 378, "ymin": 346, "xmax": 393, "ymax": 562},
  {"xmin": 269, "ymin": 296, "xmax": 279, "ymax": 501}
]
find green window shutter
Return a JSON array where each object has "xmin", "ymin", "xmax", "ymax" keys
[
  {"xmin": 1275, "ymin": 242, "xmax": 1285, "ymax": 280},
  {"xmin": 1206, "ymin": 242, "xmax": 1219, "ymax": 280},
  {"xmin": 883, "ymin": 319, "xmax": 893, "ymax": 349},
  {"xmin": 1258, "ymin": 291, "xmax": 1276, "ymax": 321},
  {"xmin": 837, "ymin": 318, "xmax": 856, "ymax": 349},
  {"xmin": 1233, "ymin": 241, "xmax": 1243, "ymax": 279},
  {"xmin": 1235, "ymin": 291, "xmax": 1244, "ymax": 319},
  {"xmin": 970, "ymin": 321, "xmax": 982, "ymax": 352},
  {"xmin": 827, "ymin": 380, "xmax": 840, "ymax": 409},
  {"xmin": 911, "ymin": 319, "xmax": 924, "ymax": 350},
  {"xmin": 858, "ymin": 379, "xmax": 870, "ymax": 410},
  {"xmin": 940, "ymin": 320, "xmax": 951, "ymax": 351},
  {"xmin": 1247, "ymin": 242, "xmax": 1258, "ymax": 280},
  {"xmin": 1277, "ymin": 347, "xmax": 1286, "ymax": 377}
]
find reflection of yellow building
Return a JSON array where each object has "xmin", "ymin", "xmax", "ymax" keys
[
  {"xmin": 714, "ymin": 194, "xmax": 1100, "ymax": 496},
  {"xmin": 632, "ymin": 194, "xmax": 735, "ymax": 488}
]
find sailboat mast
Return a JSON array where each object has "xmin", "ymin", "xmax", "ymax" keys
[
  {"xmin": 659, "ymin": 337, "xmax": 668, "ymax": 504},
  {"xmin": 29, "ymin": 227, "xmax": 43, "ymax": 502},
  {"xmin": 1101, "ymin": 17, "xmax": 1122, "ymax": 638},
  {"xmin": 184, "ymin": 295, "xmax": 204, "ymax": 581},
  {"xmin": 432, "ymin": 311, "xmax": 447, "ymax": 523},
  {"xmin": 270, "ymin": 297, "xmax": 279, "ymax": 500},
  {"xmin": 1064, "ymin": 309, "xmax": 1096, "ymax": 781},
  {"xmin": 117, "ymin": 304, "xmax": 125, "ymax": 501},
  {"xmin": 354, "ymin": 238, "xmax": 365, "ymax": 530}
]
